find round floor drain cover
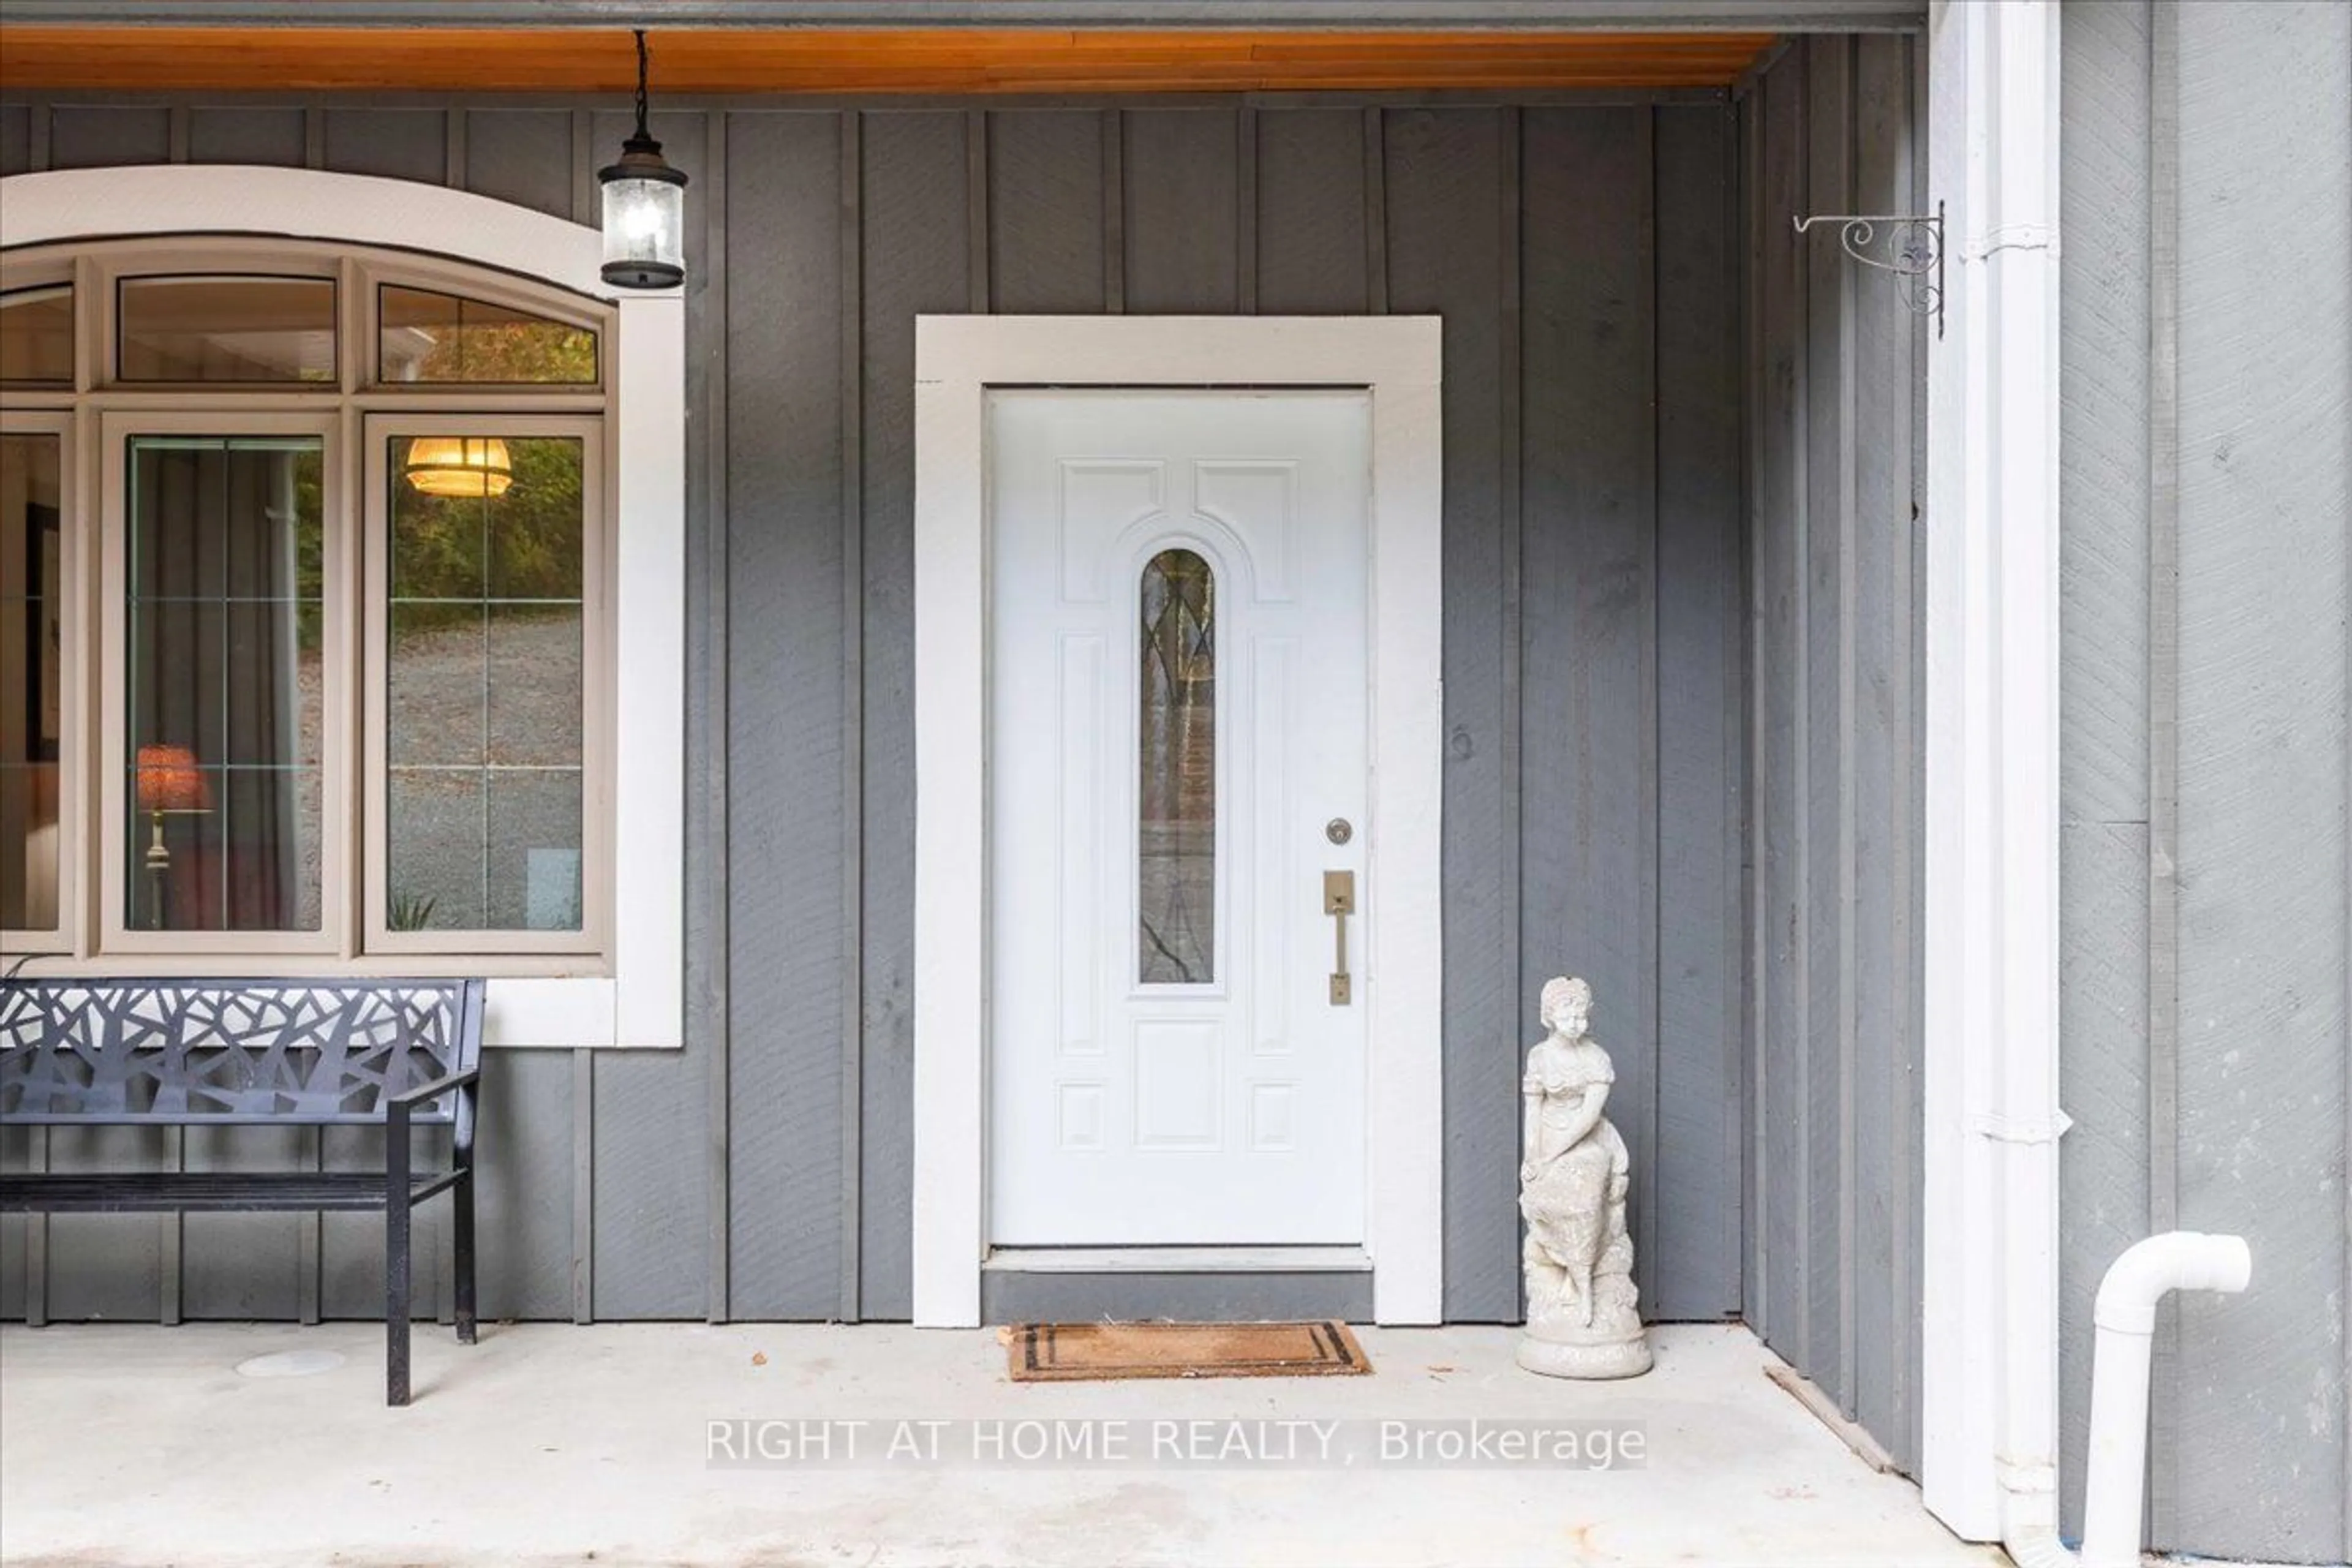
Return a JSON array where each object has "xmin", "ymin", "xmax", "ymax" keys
[{"xmin": 235, "ymin": 1349, "xmax": 345, "ymax": 1379}]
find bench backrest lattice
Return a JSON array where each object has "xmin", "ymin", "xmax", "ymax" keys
[{"xmin": 0, "ymin": 979, "xmax": 486, "ymax": 1127}]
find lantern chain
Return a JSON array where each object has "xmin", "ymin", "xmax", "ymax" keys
[{"xmin": 631, "ymin": 29, "xmax": 650, "ymax": 140}]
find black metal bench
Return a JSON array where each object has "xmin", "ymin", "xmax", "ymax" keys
[{"xmin": 0, "ymin": 978, "xmax": 486, "ymax": 1406}]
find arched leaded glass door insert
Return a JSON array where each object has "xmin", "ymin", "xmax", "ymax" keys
[{"xmin": 1138, "ymin": 546, "xmax": 1216, "ymax": 986}]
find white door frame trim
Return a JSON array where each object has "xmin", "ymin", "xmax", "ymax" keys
[
  {"xmin": 911, "ymin": 315, "xmax": 1444, "ymax": 1329},
  {"xmin": 1919, "ymin": 0, "xmax": 2066, "ymax": 1542}
]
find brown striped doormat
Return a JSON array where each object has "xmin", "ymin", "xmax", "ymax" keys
[{"xmin": 1005, "ymin": 1320, "xmax": 1371, "ymax": 1381}]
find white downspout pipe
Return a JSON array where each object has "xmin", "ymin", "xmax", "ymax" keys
[
  {"xmin": 1923, "ymin": 7, "xmax": 2256, "ymax": 1563},
  {"xmin": 2005, "ymin": 1232, "xmax": 2255, "ymax": 1568}
]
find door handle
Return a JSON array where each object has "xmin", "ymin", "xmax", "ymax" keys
[{"xmin": 1324, "ymin": 870, "xmax": 1356, "ymax": 1006}]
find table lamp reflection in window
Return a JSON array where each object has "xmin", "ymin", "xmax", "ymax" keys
[{"xmin": 134, "ymin": 744, "xmax": 211, "ymax": 930}]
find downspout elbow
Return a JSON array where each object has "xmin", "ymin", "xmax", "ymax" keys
[{"xmin": 2092, "ymin": 1231, "xmax": 2252, "ymax": 1336}]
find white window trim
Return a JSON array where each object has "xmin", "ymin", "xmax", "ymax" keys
[
  {"xmin": 0, "ymin": 165, "xmax": 686, "ymax": 1049},
  {"xmin": 909, "ymin": 315, "xmax": 1444, "ymax": 1328}
]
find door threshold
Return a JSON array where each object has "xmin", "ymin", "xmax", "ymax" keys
[{"xmin": 983, "ymin": 1245, "xmax": 1372, "ymax": 1275}]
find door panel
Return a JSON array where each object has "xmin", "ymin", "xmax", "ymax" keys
[{"xmin": 989, "ymin": 390, "xmax": 1369, "ymax": 1245}]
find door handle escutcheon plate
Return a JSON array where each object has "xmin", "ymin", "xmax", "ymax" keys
[{"xmin": 1324, "ymin": 870, "xmax": 1355, "ymax": 914}]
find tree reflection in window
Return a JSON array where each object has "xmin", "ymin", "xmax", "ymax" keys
[
  {"xmin": 380, "ymin": 286, "xmax": 598, "ymax": 386},
  {"xmin": 1139, "ymin": 548, "xmax": 1215, "ymax": 984}
]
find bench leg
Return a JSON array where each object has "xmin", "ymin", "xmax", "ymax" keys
[
  {"xmin": 454, "ymin": 1171, "xmax": 477, "ymax": 1346},
  {"xmin": 386, "ymin": 1196, "xmax": 412, "ymax": 1407}
]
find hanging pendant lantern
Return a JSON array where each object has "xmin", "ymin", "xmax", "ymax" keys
[
  {"xmin": 404, "ymin": 436, "xmax": 514, "ymax": 499},
  {"xmin": 599, "ymin": 29, "xmax": 688, "ymax": 290}
]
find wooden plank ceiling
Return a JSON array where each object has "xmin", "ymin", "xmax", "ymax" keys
[{"xmin": 0, "ymin": 28, "xmax": 1776, "ymax": 94}]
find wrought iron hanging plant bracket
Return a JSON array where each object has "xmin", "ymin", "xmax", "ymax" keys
[{"xmin": 1792, "ymin": 202, "xmax": 1945, "ymax": 337}]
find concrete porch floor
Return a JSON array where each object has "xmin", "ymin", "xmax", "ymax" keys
[{"xmin": 0, "ymin": 1320, "xmax": 1999, "ymax": 1568}]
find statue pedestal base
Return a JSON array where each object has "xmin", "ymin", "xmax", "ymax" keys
[{"xmin": 1517, "ymin": 1324, "xmax": 1654, "ymax": 1381}]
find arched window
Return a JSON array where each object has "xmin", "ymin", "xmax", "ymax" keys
[
  {"xmin": 1137, "ymin": 546, "xmax": 1216, "ymax": 984},
  {"xmin": 1, "ymin": 236, "xmax": 615, "ymax": 963}
]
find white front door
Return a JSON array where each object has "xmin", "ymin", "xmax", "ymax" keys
[{"xmin": 987, "ymin": 390, "xmax": 1371, "ymax": 1246}]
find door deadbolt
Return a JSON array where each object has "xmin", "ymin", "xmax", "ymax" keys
[{"xmin": 1325, "ymin": 817, "xmax": 1353, "ymax": 846}]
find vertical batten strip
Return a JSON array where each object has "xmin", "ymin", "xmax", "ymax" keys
[
  {"xmin": 443, "ymin": 107, "xmax": 466, "ymax": 187},
  {"xmin": 700, "ymin": 108, "xmax": 734, "ymax": 1325},
  {"xmin": 1725, "ymin": 88, "xmax": 1754, "ymax": 1334},
  {"xmin": 1498, "ymin": 104, "xmax": 1525, "ymax": 1315},
  {"xmin": 166, "ymin": 105, "xmax": 189, "ymax": 164},
  {"xmin": 159, "ymin": 1127, "xmax": 182, "ymax": 1324},
  {"xmin": 571, "ymin": 1052, "xmax": 594, "ymax": 1322},
  {"xmin": 1893, "ymin": 29, "xmax": 1926, "ymax": 1463},
  {"xmin": 569, "ymin": 109, "xmax": 594, "ymax": 228},
  {"xmin": 2143, "ymin": 0, "xmax": 2183, "ymax": 1542},
  {"xmin": 26, "ymin": 1130, "xmax": 48, "ymax": 1325},
  {"xmin": 1787, "ymin": 42, "xmax": 1815, "ymax": 1372},
  {"xmin": 1362, "ymin": 107, "xmax": 1389, "ymax": 314},
  {"xmin": 298, "ymin": 1126, "xmax": 320, "ymax": 1323},
  {"xmin": 1795, "ymin": 33, "xmax": 1856, "ymax": 1405},
  {"xmin": 1834, "ymin": 32, "xmax": 1863, "ymax": 1420},
  {"xmin": 1638, "ymin": 104, "xmax": 1664, "ymax": 1305},
  {"xmin": 1236, "ymin": 107, "xmax": 1259, "ymax": 314},
  {"xmin": 1741, "ymin": 75, "xmax": 1769, "ymax": 1341},
  {"xmin": 1101, "ymin": 110, "xmax": 1125, "ymax": 314},
  {"xmin": 966, "ymin": 110, "xmax": 990, "ymax": 314},
  {"xmin": 838, "ymin": 108, "xmax": 867, "ymax": 1323},
  {"xmin": 1728, "ymin": 82, "xmax": 1758, "ymax": 1335}
]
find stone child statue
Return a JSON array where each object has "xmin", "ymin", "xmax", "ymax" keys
[{"xmin": 1517, "ymin": 976, "xmax": 1653, "ymax": 1379}]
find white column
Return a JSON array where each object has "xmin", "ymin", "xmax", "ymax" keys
[{"xmin": 1920, "ymin": 0, "xmax": 2065, "ymax": 1542}]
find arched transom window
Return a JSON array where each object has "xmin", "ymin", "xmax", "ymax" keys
[{"xmin": 1, "ymin": 236, "xmax": 617, "ymax": 967}]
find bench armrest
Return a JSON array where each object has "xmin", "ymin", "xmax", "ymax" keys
[
  {"xmin": 386, "ymin": 1067, "xmax": 483, "ymax": 1194},
  {"xmin": 387, "ymin": 1068, "xmax": 481, "ymax": 1110}
]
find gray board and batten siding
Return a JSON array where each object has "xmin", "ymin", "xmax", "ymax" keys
[
  {"xmin": 1735, "ymin": 33, "xmax": 1926, "ymax": 1477},
  {"xmin": 0, "ymin": 94, "xmax": 1749, "ymax": 1334},
  {"xmin": 1740, "ymin": 17, "xmax": 2352, "ymax": 1550},
  {"xmin": 2055, "ymin": 2, "xmax": 2352, "ymax": 1562},
  {"xmin": 4, "ymin": 9, "xmax": 2351, "ymax": 1565}
]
